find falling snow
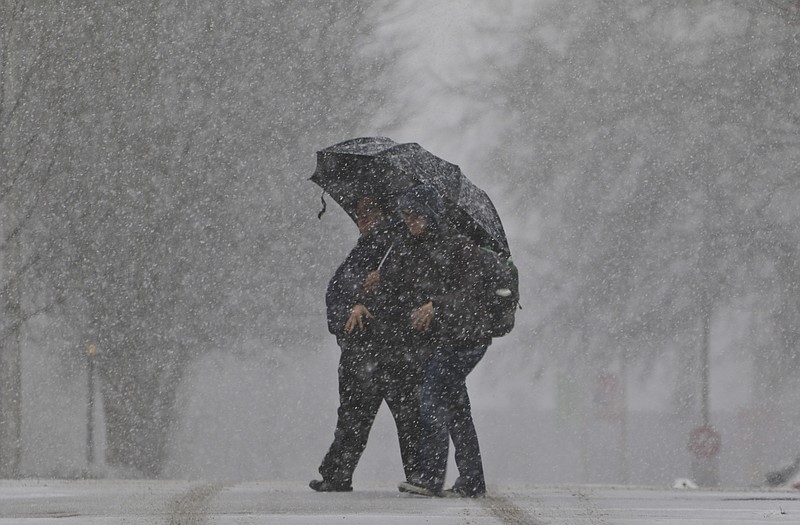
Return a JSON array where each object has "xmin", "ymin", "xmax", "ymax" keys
[{"xmin": 1, "ymin": 0, "xmax": 800, "ymax": 498}]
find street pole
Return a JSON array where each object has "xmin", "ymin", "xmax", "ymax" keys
[
  {"xmin": 700, "ymin": 316, "xmax": 710, "ymax": 429},
  {"xmin": 87, "ymin": 344, "xmax": 96, "ymax": 469},
  {"xmin": 619, "ymin": 351, "xmax": 629, "ymax": 484},
  {"xmin": 689, "ymin": 311, "xmax": 721, "ymax": 487}
]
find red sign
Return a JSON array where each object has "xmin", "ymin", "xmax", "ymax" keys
[{"xmin": 688, "ymin": 425, "xmax": 721, "ymax": 458}]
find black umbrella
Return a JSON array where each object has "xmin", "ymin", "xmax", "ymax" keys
[{"xmin": 310, "ymin": 137, "xmax": 510, "ymax": 256}]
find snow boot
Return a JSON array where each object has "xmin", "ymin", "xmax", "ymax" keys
[
  {"xmin": 398, "ymin": 481, "xmax": 438, "ymax": 497},
  {"xmin": 309, "ymin": 479, "xmax": 353, "ymax": 492}
]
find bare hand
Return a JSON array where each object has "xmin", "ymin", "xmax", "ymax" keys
[
  {"xmin": 411, "ymin": 301, "xmax": 434, "ymax": 332},
  {"xmin": 363, "ymin": 270, "xmax": 381, "ymax": 292},
  {"xmin": 345, "ymin": 304, "xmax": 373, "ymax": 334}
]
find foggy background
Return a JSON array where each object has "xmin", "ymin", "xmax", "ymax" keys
[{"xmin": 2, "ymin": 0, "xmax": 800, "ymax": 488}]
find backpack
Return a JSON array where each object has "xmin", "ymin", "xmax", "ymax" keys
[{"xmin": 476, "ymin": 246, "xmax": 520, "ymax": 337}]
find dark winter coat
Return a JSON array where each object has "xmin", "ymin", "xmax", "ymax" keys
[
  {"xmin": 373, "ymin": 222, "xmax": 492, "ymax": 347},
  {"xmin": 325, "ymin": 217, "xmax": 398, "ymax": 342}
]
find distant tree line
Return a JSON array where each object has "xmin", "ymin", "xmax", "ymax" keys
[
  {"xmin": 4, "ymin": 0, "xmax": 799, "ymax": 479},
  {"xmin": 485, "ymin": 0, "xmax": 800, "ymax": 425},
  {"xmin": 1, "ymin": 0, "xmax": 384, "ymax": 477}
]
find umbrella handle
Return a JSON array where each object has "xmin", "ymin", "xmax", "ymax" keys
[
  {"xmin": 317, "ymin": 192, "xmax": 327, "ymax": 220},
  {"xmin": 377, "ymin": 242, "xmax": 394, "ymax": 270}
]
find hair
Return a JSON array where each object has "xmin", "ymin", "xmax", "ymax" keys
[{"xmin": 354, "ymin": 194, "xmax": 393, "ymax": 216}]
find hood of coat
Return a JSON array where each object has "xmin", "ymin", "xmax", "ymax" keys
[{"xmin": 397, "ymin": 184, "xmax": 445, "ymax": 229}]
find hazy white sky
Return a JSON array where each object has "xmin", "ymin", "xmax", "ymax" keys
[{"xmin": 370, "ymin": 0, "xmax": 537, "ymax": 169}]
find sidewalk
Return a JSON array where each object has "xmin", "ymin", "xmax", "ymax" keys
[{"xmin": 1, "ymin": 479, "xmax": 799, "ymax": 524}]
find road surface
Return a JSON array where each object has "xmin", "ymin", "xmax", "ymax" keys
[{"xmin": 1, "ymin": 480, "xmax": 799, "ymax": 524}]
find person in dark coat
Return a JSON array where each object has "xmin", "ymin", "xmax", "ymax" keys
[
  {"xmin": 310, "ymin": 195, "xmax": 423, "ymax": 492},
  {"xmin": 376, "ymin": 185, "xmax": 492, "ymax": 498}
]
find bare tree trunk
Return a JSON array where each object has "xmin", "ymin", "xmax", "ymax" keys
[{"xmin": 0, "ymin": 278, "xmax": 22, "ymax": 478}]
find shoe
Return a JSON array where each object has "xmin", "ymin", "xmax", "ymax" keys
[
  {"xmin": 441, "ymin": 485, "xmax": 486, "ymax": 498},
  {"xmin": 445, "ymin": 476, "xmax": 486, "ymax": 498},
  {"xmin": 309, "ymin": 479, "xmax": 353, "ymax": 492},
  {"xmin": 398, "ymin": 481, "xmax": 437, "ymax": 497}
]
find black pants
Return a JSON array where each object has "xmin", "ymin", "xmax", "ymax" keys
[
  {"xmin": 318, "ymin": 342, "xmax": 423, "ymax": 485},
  {"xmin": 417, "ymin": 343, "xmax": 488, "ymax": 494}
]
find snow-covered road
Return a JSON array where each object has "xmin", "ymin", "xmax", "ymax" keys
[{"xmin": 1, "ymin": 480, "xmax": 799, "ymax": 524}]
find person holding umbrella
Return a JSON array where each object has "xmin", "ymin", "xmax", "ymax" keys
[
  {"xmin": 310, "ymin": 195, "xmax": 423, "ymax": 492},
  {"xmin": 310, "ymin": 138, "xmax": 515, "ymax": 496},
  {"xmin": 374, "ymin": 185, "xmax": 492, "ymax": 498}
]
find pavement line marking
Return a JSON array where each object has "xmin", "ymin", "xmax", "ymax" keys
[
  {"xmin": 165, "ymin": 482, "xmax": 225, "ymax": 525},
  {"xmin": 481, "ymin": 494, "xmax": 547, "ymax": 525}
]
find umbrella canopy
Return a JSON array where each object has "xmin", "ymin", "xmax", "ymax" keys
[{"xmin": 310, "ymin": 137, "xmax": 510, "ymax": 256}]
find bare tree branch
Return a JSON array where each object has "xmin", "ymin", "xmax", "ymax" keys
[
  {"xmin": 765, "ymin": 0, "xmax": 800, "ymax": 22},
  {"xmin": 0, "ymin": 134, "xmax": 37, "ymax": 207},
  {"xmin": 0, "ymin": 3, "xmax": 45, "ymax": 137},
  {"xmin": 2, "ymin": 154, "xmax": 58, "ymax": 247},
  {"xmin": 0, "ymin": 253, "xmax": 39, "ymax": 298},
  {"xmin": 0, "ymin": 301, "xmax": 56, "ymax": 342}
]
